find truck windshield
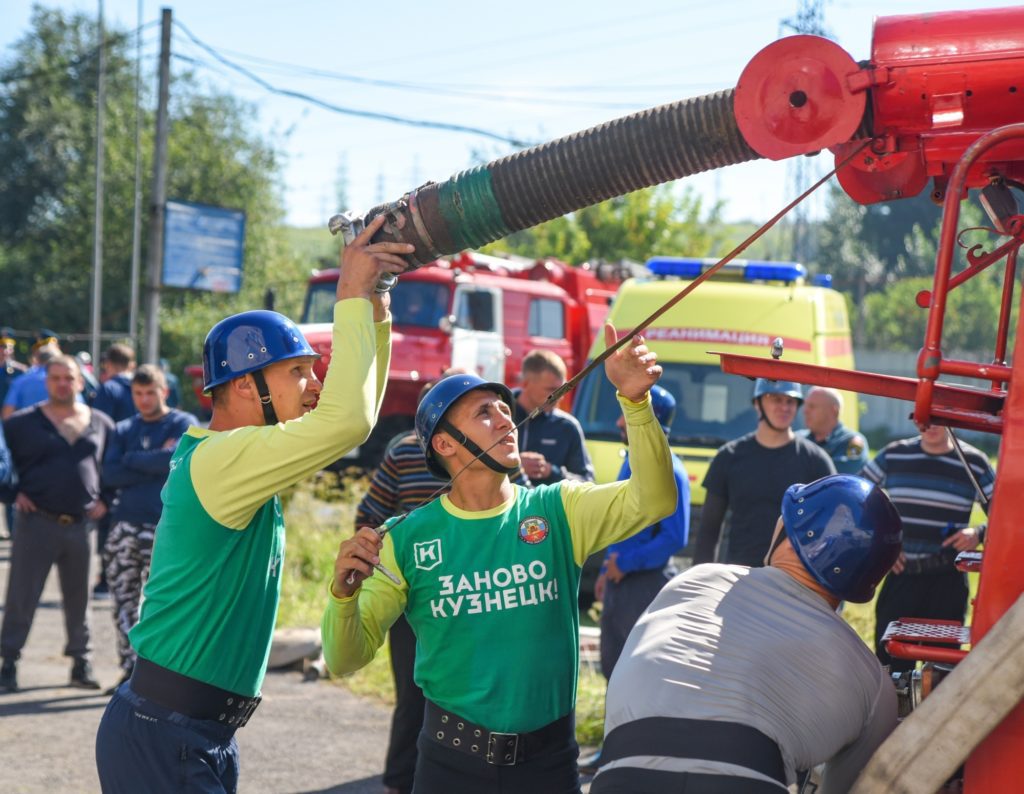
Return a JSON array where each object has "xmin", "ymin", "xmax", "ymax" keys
[
  {"xmin": 301, "ymin": 279, "xmax": 450, "ymax": 328},
  {"xmin": 392, "ymin": 281, "xmax": 451, "ymax": 328},
  {"xmin": 573, "ymin": 362, "xmax": 803, "ymax": 449}
]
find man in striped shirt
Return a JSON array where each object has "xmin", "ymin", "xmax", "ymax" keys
[{"xmin": 860, "ymin": 425, "xmax": 995, "ymax": 673}]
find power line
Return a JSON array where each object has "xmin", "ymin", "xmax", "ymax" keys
[{"xmin": 171, "ymin": 20, "xmax": 536, "ymax": 148}]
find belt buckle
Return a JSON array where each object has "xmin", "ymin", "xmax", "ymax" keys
[
  {"xmin": 236, "ymin": 695, "xmax": 261, "ymax": 728},
  {"xmin": 486, "ymin": 731, "xmax": 520, "ymax": 766},
  {"xmin": 57, "ymin": 514, "xmax": 75, "ymax": 526}
]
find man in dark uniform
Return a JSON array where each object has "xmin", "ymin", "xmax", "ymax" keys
[
  {"xmin": 799, "ymin": 386, "xmax": 869, "ymax": 475},
  {"xmin": 93, "ymin": 343, "xmax": 137, "ymax": 423},
  {"xmin": 693, "ymin": 378, "xmax": 835, "ymax": 567},
  {"xmin": 513, "ymin": 349, "xmax": 594, "ymax": 486}
]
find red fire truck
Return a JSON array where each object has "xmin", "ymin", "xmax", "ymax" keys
[{"xmin": 298, "ymin": 251, "xmax": 626, "ymax": 462}]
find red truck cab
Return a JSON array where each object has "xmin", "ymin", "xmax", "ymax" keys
[{"xmin": 299, "ymin": 252, "xmax": 624, "ymax": 463}]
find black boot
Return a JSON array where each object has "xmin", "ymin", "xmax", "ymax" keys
[
  {"xmin": 70, "ymin": 658, "xmax": 101, "ymax": 690},
  {"xmin": 0, "ymin": 658, "xmax": 17, "ymax": 693}
]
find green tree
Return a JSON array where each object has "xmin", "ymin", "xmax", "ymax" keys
[
  {"xmin": 0, "ymin": 7, "xmax": 312, "ymax": 410},
  {"xmin": 857, "ymin": 199, "xmax": 1011, "ymax": 352}
]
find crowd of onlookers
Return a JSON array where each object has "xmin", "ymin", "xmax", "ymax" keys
[{"xmin": 0, "ymin": 328, "xmax": 197, "ymax": 694}]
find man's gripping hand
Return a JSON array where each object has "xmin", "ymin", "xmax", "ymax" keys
[
  {"xmin": 337, "ymin": 214, "xmax": 415, "ymax": 317},
  {"xmin": 602, "ymin": 322, "xmax": 662, "ymax": 403},
  {"xmin": 331, "ymin": 527, "xmax": 385, "ymax": 598}
]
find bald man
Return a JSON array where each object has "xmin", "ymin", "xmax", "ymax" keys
[{"xmin": 798, "ymin": 387, "xmax": 869, "ymax": 475}]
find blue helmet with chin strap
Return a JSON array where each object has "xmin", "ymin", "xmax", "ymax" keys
[
  {"xmin": 649, "ymin": 384, "xmax": 676, "ymax": 434},
  {"xmin": 781, "ymin": 475, "xmax": 902, "ymax": 603},
  {"xmin": 752, "ymin": 378, "xmax": 804, "ymax": 402},
  {"xmin": 203, "ymin": 310, "xmax": 317, "ymax": 393},
  {"xmin": 416, "ymin": 373, "xmax": 517, "ymax": 480},
  {"xmin": 203, "ymin": 310, "xmax": 318, "ymax": 426}
]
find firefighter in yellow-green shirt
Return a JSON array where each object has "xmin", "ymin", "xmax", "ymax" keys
[{"xmin": 95, "ymin": 215, "xmax": 413, "ymax": 793}]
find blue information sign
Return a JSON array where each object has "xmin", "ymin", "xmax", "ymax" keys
[{"xmin": 162, "ymin": 200, "xmax": 246, "ymax": 293}]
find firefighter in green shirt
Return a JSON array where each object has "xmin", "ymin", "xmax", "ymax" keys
[
  {"xmin": 323, "ymin": 325, "xmax": 678, "ymax": 794},
  {"xmin": 95, "ymin": 215, "xmax": 413, "ymax": 793}
]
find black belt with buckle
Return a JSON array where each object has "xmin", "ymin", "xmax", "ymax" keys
[
  {"xmin": 130, "ymin": 657, "xmax": 261, "ymax": 729},
  {"xmin": 35, "ymin": 509, "xmax": 84, "ymax": 526},
  {"xmin": 423, "ymin": 700, "xmax": 573, "ymax": 766}
]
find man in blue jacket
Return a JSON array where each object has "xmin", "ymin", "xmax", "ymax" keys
[
  {"xmin": 513, "ymin": 349, "xmax": 595, "ymax": 486},
  {"xmin": 93, "ymin": 344, "xmax": 137, "ymax": 423},
  {"xmin": 101, "ymin": 365, "xmax": 198, "ymax": 691},
  {"xmin": 580, "ymin": 385, "xmax": 690, "ymax": 775}
]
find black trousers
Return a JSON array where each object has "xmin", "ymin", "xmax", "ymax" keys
[
  {"xmin": 874, "ymin": 568, "xmax": 969, "ymax": 673},
  {"xmin": 412, "ymin": 721, "xmax": 580, "ymax": 794},
  {"xmin": 384, "ymin": 614, "xmax": 426, "ymax": 793}
]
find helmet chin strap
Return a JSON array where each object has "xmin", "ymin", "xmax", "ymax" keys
[
  {"xmin": 755, "ymin": 396, "xmax": 784, "ymax": 432},
  {"xmin": 438, "ymin": 418, "xmax": 519, "ymax": 476},
  {"xmin": 250, "ymin": 370, "xmax": 280, "ymax": 426}
]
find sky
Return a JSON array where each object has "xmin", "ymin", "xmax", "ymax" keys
[{"xmin": 4, "ymin": 0, "xmax": 1020, "ymax": 233}]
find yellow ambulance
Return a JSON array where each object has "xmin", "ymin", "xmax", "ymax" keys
[{"xmin": 571, "ymin": 256, "xmax": 858, "ymax": 538}]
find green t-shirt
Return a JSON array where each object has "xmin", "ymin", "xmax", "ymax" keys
[
  {"xmin": 393, "ymin": 484, "xmax": 579, "ymax": 732},
  {"xmin": 130, "ymin": 434, "xmax": 284, "ymax": 696}
]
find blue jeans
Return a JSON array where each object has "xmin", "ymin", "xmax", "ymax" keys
[{"xmin": 95, "ymin": 684, "xmax": 240, "ymax": 793}]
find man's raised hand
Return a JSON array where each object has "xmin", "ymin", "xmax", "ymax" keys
[
  {"xmin": 337, "ymin": 214, "xmax": 415, "ymax": 303},
  {"xmin": 602, "ymin": 322, "xmax": 661, "ymax": 403}
]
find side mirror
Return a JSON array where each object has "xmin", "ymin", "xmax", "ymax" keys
[{"xmin": 439, "ymin": 315, "xmax": 457, "ymax": 334}]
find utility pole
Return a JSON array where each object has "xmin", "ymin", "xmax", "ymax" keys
[
  {"xmin": 128, "ymin": 0, "xmax": 144, "ymax": 352},
  {"xmin": 89, "ymin": 0, "xmax": 106, "ymax": 365},
  {"xmin": 780, "ymin": 0, "xmax": 828, "ymax": 264},
  {"xmin": 144, "ymin": 8, "xmax": 171, "ymax": 364}
]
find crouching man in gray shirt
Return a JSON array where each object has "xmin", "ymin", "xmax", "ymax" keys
[{"xmin": 592, "ymin": 474, "xmax": 903, "ymax": 794}]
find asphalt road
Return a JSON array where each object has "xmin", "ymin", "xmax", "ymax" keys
[{"xmin": 0, "ymin": 531, "xmax": 394, "ymax": 794}]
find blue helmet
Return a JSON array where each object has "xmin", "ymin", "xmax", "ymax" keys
[
  {"xmin": 203, "ymin": 310, "xmax": 317, "ymax": 392},
  {"xmin": 649, "ymin": 384, "xmax": 676, "ymax": 434},
  {"xmin": 782, "ymin": 475, "xmax": 902, "ymax": 603},
  {"xmin": 416, "ymin": 373, "xmax": 515, "ymax": 480},
  {"xmin": 753, "ymin": 378, "xmax": 804, "ymax": 402}
]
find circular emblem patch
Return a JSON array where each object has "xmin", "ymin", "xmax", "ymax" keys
[{"xmin": 518, "ymin": 516, "xmax": 550, "ymax": 545}]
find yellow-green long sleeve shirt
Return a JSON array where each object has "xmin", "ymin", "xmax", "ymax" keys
[{"xmin": 131, "ymin": 299, "xmax": 389, "ymax": 696}]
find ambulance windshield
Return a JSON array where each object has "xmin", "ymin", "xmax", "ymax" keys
[{"xmin": 573, "ymin": 363, "xmax": 804, "ymax": 448}]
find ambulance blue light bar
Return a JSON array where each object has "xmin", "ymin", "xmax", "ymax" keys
[{"xmin": 646, "ymin": 257, "xmax": 807, "ymax": 284}]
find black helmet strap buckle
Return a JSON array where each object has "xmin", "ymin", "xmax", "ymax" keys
[
  {"xmin": 437, "ymin": 418, "xmax": 519, "ymax": 476},
  {"xmin": 250, "ymin": 369, "xmax": 280, "ymax": 426}
]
